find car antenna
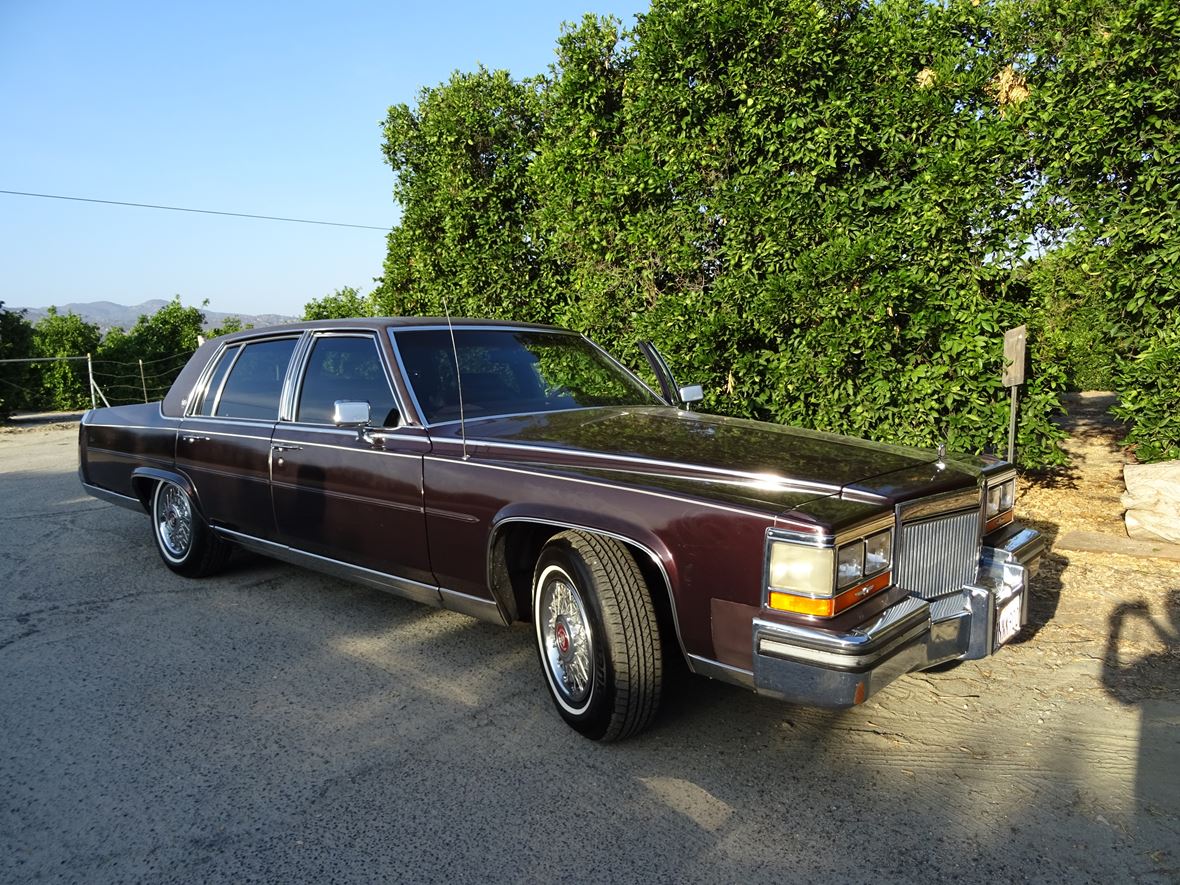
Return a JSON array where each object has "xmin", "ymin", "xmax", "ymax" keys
[{"xmin": 442, "ymin": 295, "xmax": 469, "ymax": 461}]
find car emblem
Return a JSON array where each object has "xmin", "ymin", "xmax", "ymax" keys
[{"xmin": 555, "ymin": 620, "xmax": 570, "ymax": 656}]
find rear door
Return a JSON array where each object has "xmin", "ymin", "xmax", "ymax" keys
[
  {"xmin": 270, "ymin": 331, "xmax": 434, "ymax": 587},
  {"xmin": 176, "ymin": 335, "xmax": 300, "ymax": 540}
]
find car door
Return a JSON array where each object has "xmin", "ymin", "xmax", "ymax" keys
[
  {"xmin": 270, "ymin": 331, "xmax": 435, "ymax": 590},
  {"xmin": 176, "ymin": 335, "xmax": 300, "ymax": 540}
]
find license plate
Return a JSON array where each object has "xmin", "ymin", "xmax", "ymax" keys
[{"xmin": 995, "ymin": 594, "xmax": 1023, "ymax": 647}]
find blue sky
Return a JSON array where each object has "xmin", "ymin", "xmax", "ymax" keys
[{"xmin": 1, "ymin": 1, "xmax": 647, "ymax": 318}]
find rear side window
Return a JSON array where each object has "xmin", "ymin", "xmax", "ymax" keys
[
  {"xmin": 297, "ymin": 336, "xmax": 398, "ymax": 426},
  {"xmin": 215, "ymin": 338, "xmax": 297, "ymax": 420},
  {"xmin": 195, "ymin": 344, "xmax": 240, "ymax": 416}
]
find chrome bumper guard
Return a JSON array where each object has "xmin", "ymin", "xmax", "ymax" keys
[{"xmin": 752, "ymin": 523, "xmax": 1045, "ymax": 708}]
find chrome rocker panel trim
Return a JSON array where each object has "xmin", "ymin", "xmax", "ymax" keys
[
  {"xmin": 216, "ymin": 528, "xmax": 509, "ymax": 626},
  {"xmin": 751, "ymin": 522, "xmax": 1042, "ymax": 708},
  {"xmin": 80, "ymin": 480, "xmax": 146, "ymax": 513}
]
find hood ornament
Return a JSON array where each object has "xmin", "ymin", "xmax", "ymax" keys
[{"xmin": 936, "ymin": 443, "xmax": 947, "ymax": 470}]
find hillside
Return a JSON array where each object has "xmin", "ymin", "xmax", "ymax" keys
[{"xmin": 11, "ymin": 300, "xmax": 297, "ymax": 332}]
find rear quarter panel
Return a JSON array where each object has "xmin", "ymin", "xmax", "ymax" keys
[{"xmin": 80, "ymin": 403, "xmax": 179, "ymax": 499}]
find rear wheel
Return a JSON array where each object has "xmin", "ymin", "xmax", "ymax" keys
[
  {"xmin": 532, "ymin": 531, "xmax": 662, "ymax": 741},
  {"xmin": 151, "ymin": 480, "xmax": 229, "ymax": 577}
]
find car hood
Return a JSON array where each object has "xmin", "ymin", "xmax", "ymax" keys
[{"xmin": 438, "ymin": 407, "xmax": 983, "ymax": 524}]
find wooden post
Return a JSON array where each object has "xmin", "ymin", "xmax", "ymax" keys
[
  {"xmin": 1002, "ymin": 325, "xmax": 1027, "ymax": 465},
  {"xmin": 139, "ymin": 359, "xmax": 148, "ymax": 403},
  {"xmin": 87, "ymin": 353, "xmax": 96, "ymax": 410}
]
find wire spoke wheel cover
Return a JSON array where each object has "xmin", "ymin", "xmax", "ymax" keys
[
  {"xmin": 537, "ymin": 566, "xmax": 595, "ymax": 711},
  {"xmin": 531, "ymin": 531, "xmax": 663, "ymax": 741},
  {"xmin": 155, "ymin": 482, "xmax": 193, "ymax": 561},
  {"xmin": 149, "ymin": 479, "xmax": 228, "ymax": 578}
]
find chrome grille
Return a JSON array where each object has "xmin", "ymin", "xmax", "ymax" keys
[{"xmin": 896, "ymin": 509, "xmax": 980, "ymax": 598}]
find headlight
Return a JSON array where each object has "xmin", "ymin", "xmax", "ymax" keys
[
  {"xmin": 837, "ymin": 541, "xmax": 864, "ymax": 588},
  {"xmin": 768, "ymin": 542, "xmax": 833, "ymax": 597},
  {"xmin": 865, "ymin": 530, "xmax": 892, "ymax": 575},
  {"xmin": 985, "ymin": 477, "xmax": 1017, "ymax": 530},
  {"xmin": 766, "ymin": 525, "xmax": 894, "ymax": 618}
]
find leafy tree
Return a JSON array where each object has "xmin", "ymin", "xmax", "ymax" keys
[
  {"xmin": 371, "ymin": 0, "xmax": 1179, "ymax": 466},
  {"xmin": 209, "ymin": 315, "xmax": 252, "ymax": 338},
  {"xmin": 1019, "ymin": 0, "xmax": 1180, "ymax": 459},
  {"xmin": 374, "ymin": 67, "xmax": 551, "ymax": 322},
  {"xmin": 96, "ymin": 296, "xmax": 205, "ymax": 403},
  {"xmin": 32, "ymin": 307, "xmax": 102, "ymax": 410},
  {"xmin": 303, "ymin": 286, "xmax": 376, "ymax": 320},
  {"xmin": 0, "ymin": 302, "xmax": 35, "ymax": 419}
]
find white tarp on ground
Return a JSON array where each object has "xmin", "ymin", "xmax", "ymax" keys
[{"xmin": 1123, "ymin": 461, "xmax": 1180, "ymax": 543}]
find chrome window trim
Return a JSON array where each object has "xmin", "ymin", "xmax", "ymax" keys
[
  {"xmin": 186, "ymin": 334, "xmax": 303, "ymax": 422},
  {"xmin": 386, "ymin": 327, "xmax": 428, "ymax": 426},
  {"xmin": 286, "ymin": 331, "xmax": 408, "ymax": 429},
  {"xmin": 581, "ymin": 334, "xmax": 666, "ymax": 403},
  {"xmin": 205, "ymin": 343, "xmax": 244, "ymax": 417},
  {"xmin": 279, "ymin": 332, "xmax": 315, "ymax": 422},
  {"xmin": 387, "ymin": 326, "xmax": 662, "ymax": 429},
  {"xmin": 185, "ymin": 341, "xmax": 237, "ymax": 418}
]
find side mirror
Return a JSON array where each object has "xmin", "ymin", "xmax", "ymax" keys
[
  {"xmin": 333, "ymin": 400, "xmax": 371, "ymax": 428},
  {"xmin": 678, "ymin": 384, "xmax": 704, "ymax": 406}
]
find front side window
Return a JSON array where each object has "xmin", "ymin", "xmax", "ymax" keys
[
  {"xmin": 392, "ymin": 329, "xmax": 660, "ymax": 424},
  {"xmin": 297, "ymin": 336, "xmax": 398, "ymax": 426},
  {"xmin": 214, "ymin": 338, "xmax": 298, "ymax": 420}
]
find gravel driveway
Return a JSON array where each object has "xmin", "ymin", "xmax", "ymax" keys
[{"xmin": 1, "ymin": 421, "xmax": 1177, "ymax": 883}]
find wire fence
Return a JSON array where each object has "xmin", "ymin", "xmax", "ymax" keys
[{"xmin": 0, "ymin": 349, "xmax": 195, "ymax": 413}]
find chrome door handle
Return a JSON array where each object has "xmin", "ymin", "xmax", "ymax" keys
[
  {"xmin": 181, "ymin": 435, "xmax": 210, "ymax": 443},
  {"xmin": 271, "ymin": 444, "xmax": 302, "ymax": 452}
]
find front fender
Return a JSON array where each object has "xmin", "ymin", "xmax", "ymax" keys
[{"xmin": 487, "ymin": 504, "xmax": 687, "ymax": 659}]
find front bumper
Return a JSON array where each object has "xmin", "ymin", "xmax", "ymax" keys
[{"xmin": 751, "ymin": 523, "xmax": 1045, "ymax": 708}]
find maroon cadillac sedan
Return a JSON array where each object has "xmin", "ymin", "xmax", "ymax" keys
[{"xmin": 79, "ymin": 318, "xmax": 1043, "ymax": 740}]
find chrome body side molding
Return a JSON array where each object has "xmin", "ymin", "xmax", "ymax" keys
[
  {"xmin": 80, "ymin": 481, "xmax": 145, "ymax": 513},
  {"xmin": 687, "ymin": 655, "xmax": 755, "ymax": 690},
  {"xmin": 216, "ymin": 528, "xmax": 443, "ymax": 608},
  {"xmin": 213, "ymin": 528, "xmax": 510, "ymax": 626}
]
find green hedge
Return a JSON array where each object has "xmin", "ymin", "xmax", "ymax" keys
[{"xmin": 362, "ymin": 0, "xmax": 1179, "ymax": 467}]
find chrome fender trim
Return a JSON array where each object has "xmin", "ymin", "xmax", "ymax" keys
[
  {"xmin": 487, "ymin": 515, "xmax": 692, "ymax": 670},
  {"xmin": 130, "ymin": 466, "xmax": 200, "ymax": 513}
]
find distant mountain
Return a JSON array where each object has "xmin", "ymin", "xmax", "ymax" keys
[{"xmin": 11, "ymin": 300, "xmax": 298, "ymax": 332}]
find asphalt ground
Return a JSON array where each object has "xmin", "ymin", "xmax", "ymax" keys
[{"xmin": 2, "ymin": 424, "xmax": 1177, "ymax": 883}]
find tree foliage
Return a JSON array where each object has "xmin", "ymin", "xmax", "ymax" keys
[
  {"xmin": 95, "ymin": 297, "xmax": 206, "ymax": 404},
  {"xmin": 304, "ymin": 286, "xmax": 377, "ymax": 320},
  {"xmin": 0, "ymin": 302, "xmax": 35, "ymax": 419},
  {"xmin": 33, "ymin": 308, "xmax": 101, "ymax": 410},
  {"xmin": 357, "ymin": 0, "xmax": 1177, "ymax": 466}
]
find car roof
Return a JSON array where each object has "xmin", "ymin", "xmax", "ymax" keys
[{"xmin": 213, "ymin": 316, "xmax": 570, "ymax": 343}]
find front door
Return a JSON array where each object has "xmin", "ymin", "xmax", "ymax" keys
[{"xmin": 270, "ymin": 332, "xmax": 434, "ymax": 588}]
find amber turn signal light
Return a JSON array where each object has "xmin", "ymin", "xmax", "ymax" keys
[{"xmin": 768, "ymin": 572, "xmax": 891, "ymax": 618}]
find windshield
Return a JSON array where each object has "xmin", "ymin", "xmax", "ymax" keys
[{"xmin": 391, "ymin": 328, "xmax": 662, "ymax": 424}]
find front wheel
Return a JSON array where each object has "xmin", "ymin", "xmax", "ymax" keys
[
  {"xmin": 151, "ymin": 480, "xmax": 229, "ymax": 577},
  {"xmin": 532, "ymin": 531, "xmax": 663, "ymax": 741}
]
